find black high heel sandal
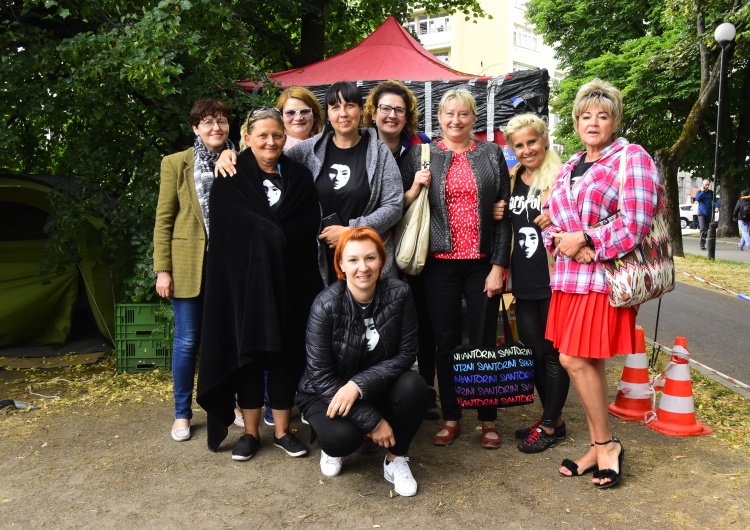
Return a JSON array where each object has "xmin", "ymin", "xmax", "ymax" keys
[
  {"xmin": 559, "ymin": 444, "xmax": 599, "ymax": 477},
  {"xmin": 593, "ymin": 437, "xmax": 624, "ymax": 489}
]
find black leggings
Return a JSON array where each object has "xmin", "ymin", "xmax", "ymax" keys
[
  {"xmin": 305, "ymin": 371, "xmax": 428, "ymax": 457},
  {"xmin": 515, "ymin": 297, "xmax": 569, "ymax": 429}
]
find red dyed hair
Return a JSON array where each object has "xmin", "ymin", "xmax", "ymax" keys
[{"xmin": 333, "ymin": 227, "xmax": 387, "ymax": 281}]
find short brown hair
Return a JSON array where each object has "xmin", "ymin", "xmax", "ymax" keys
[
  {"xmin": 363, "ymin": 80, "xmax": 420, "ymax": 137},
  {"xmin": 572, "ymin": 79, "xmax": 623, "ymax": 135},
  {"xmin": 189, "ymin": 99, "xmax": 231, "ymax": 127},
  {"xmin": 333, "ymin": 227, "xmax": 387, "ymax": 281}
]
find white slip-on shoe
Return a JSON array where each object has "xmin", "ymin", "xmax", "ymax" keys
[
  {"xmin": 171, "ymin": 424, "xmax": 191, "ymax": 442},
  {"xmin": 320, "ymin": 450, "xmax": 343, "ymax": 477},
  {"xmin": 383, "ymin": 456, "xmax": 417, "ymax": 497}
]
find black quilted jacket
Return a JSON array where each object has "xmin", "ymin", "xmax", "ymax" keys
[
  {"xmin": 400, "ymin": 140, "xmax": 512, "ymax": 267},
  {"xmin": 295, "ymin": 278, "xmax": 418, "ymax": 433}
]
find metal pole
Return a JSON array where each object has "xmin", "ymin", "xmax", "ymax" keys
[{"xmin": 707, "ymin": 43, "xmax": 728, "ymax": 260}]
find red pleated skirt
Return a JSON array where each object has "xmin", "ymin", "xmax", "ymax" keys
[{"xmin": 545, "ymin": 291, "xmax": 637, "ymax": 359}]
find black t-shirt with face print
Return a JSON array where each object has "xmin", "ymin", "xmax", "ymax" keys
[
  {"xmin": 509, "ymin": 175, "xmax": 551, "ymax": 300},
  {"xmin": 260, "ymin": 170, "xmax": 284, "ymax": 212},
  {"xmin": 316, "ymin": 131, "xmax": 371, "ymax": 226}
]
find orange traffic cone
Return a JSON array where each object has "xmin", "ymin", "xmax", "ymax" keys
[
  {"xmin": 609, "ymin": 327, "xmax": 652, "ymax": 421},
  {"xmin": 647, "ymin": 337, "xmax": 712, "ymax": 437}
]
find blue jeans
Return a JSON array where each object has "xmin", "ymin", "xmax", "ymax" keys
[
  {"xmin": 172, "ymin": 295, "xmax": 203, "ymax": 420},
  {"xmin": 739, "ymin": 220, "xmax": 750, "ymax": 250}
]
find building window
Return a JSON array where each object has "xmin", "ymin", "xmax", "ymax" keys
[
  {"xmin": 512, "ymin": 62, "xmax": 533, "ymax": 71},
  {"xmin": 514, "ymin": 25, "xmax": 538, "ymax": 51},
  {"xmin": 434, "ymin": 52, "xmax": 449, "ymax": 65},
  {"xmin": 406, "ymin": 14, "xmax": 451, "ymax": 36}
]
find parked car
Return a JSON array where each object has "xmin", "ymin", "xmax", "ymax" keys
[{"xmin": 679, "ymin": 204, "xmax": 694, "ymax": 229}]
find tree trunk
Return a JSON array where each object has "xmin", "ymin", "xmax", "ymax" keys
[
  {"xmin": 298, "ymin": 0, "xmax": 328, "ymax": 67},
  {"xmin": 654, "ymin": 149, "xmax": 683, "ymax": 256}
]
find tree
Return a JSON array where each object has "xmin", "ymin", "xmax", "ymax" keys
[
  {"xmin": 238, "ymin": 0, "xmax": 488, "ymax": 72},
  {"xmin": 526, "ymin": 0, "xmax": 749, "ymax": 255},
  {"xmin": 1, "ymin": 0, "xmax": 271, "ymax": 301}
]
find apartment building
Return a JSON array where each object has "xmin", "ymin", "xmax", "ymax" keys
[{"xmin": 406, "ymin": 0, "xmax": 564, "ymax": 145}]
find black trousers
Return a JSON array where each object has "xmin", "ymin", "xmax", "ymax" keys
[
  {"xmin": 406, "ymin": 272, "xmax": 436, "ymax": 387},
  {"xmin": 698, "ymin": 214, "xmax": 710, "ymax": 248},
  {"xmin": 515, "ymin": 297, "xmax": 570, "ymax": 429},
  {"xmin": 235, "ymin": 358, "xmax": 298, "ymax": 410},
  {"xmin": 305, "ymin": 371, "xmax": 428, "ymax": 457},
  {"xmin": 421, "ymin": 257, "xmax": 500, "ymax": 422}
]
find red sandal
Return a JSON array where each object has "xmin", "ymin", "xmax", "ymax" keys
[
  {"xmin": 433, "ymin": 423, "xmax": 461, "ymax": 446},
  {"xmin": 481, "ymin": 427, "xmax": 502, "ymax": 449}
]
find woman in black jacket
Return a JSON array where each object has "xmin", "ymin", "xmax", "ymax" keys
[{"xmin": 296, "ymin": 227, "xmax": 428, "ymax": 497}]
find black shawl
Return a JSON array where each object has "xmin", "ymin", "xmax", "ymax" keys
[{"xmin": 196, "ymin": 150, "xmax": 323, "ymax": 427}]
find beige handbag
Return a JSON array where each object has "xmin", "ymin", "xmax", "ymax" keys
[{"xmin": 394, "ymin": 144, "xmax": 431, "ymax": 275}]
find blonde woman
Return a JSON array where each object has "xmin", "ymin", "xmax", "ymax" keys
[{"xmin": 500, "ymin": 114, "xmax": 570, "ymax": 453}]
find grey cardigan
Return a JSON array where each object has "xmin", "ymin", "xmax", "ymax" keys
[
  {"xmin": 286, "ymin": 127, "xmax": 404, "ymax": 282},
  {"xmin": 400, "ymin": 140, "xmax": 512, "ymax": 267}
]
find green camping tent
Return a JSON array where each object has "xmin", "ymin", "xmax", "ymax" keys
[{"xmin": 0, "ymin": 174, "xmax": 115, "ymax": 347}]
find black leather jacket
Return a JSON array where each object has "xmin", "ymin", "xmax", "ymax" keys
[
  {"xmin": 400, "ymin": 140, "xmax": 512, "ymax": 266},
  {"xmin": 296, "ymin": 278, "xmax": 418, "ymax": 433}
]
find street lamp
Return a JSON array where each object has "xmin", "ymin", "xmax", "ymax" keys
[{"xmin": 707, "ymin": 22, "xmax": 736, "ymax": 260}]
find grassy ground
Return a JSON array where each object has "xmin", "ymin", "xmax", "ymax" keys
[{"xmin": 673, "ymin": 254, "xmax": 750, "ymax": 296}]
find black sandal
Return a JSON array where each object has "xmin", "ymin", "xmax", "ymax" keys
[
  {"xmin": 559, "ymin": 444, "xmax": 598, "ymax": 477},
  {"xmin": 593, "ymin": 437, "xmax": 624, "ymax": 489}
]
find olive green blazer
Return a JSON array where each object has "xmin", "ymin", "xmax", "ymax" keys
[{"xmin": 153, "ymin": 148, "xmax": 207, "ymax": 298}]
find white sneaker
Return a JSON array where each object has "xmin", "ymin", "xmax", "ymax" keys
[
  {"xmin": 383, "ymin": 456, "xmax": 417, "ymax": 497},
  {"xmin": 233, "ymin": 410, "xmax": 245, "ymax": 428},
  {"xmin": 319, "ymin": 450, "xmax": 343, "ymax": 477}
]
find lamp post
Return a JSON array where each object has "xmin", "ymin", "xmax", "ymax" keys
[{"xmin": 707, "ymin": 22, "xmax": 736, "ymax": 260}]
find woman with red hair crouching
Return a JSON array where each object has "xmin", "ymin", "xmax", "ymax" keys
[{"xmin": 295, "ymin": 227, "xmax": 428, "ymax": 497}]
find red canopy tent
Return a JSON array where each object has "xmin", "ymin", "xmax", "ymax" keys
[
  {"xmin": 238, "ymin": 17, "xmax": 549, "ymax": 157},
  {"xmin": 237, "ymin": 17, "xmax": 490, "ymax": 89}
]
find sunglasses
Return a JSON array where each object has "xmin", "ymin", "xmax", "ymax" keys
[
  {"xmin": 283, "ymin": 108, "xmax": 313, "ymax": 119},
  {"xmin": 250, "ymin": 106, "xmax": 282, "ymax": 118}
]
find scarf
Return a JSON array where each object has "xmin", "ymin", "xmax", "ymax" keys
[{"xmin": 193, "ymin": 136, "xmax": 236, "ymax": 240}]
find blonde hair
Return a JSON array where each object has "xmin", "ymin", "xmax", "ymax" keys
[
  {"xmin": 572, "ymin": 79, "xmax": 623, "ymax": 136},
  {"xmin": 239, "ymin": 108, "xmax": 285, "ymax": 151},
  {"xmin": 438, "ymin": 88, "xmax": 477, "ymax": 116},
  {"xmin": 363, "ymin": 80, "xmax": 420, "ymax": 136},
  {"xmin": 504, "ymin": 113, "xmax": 561, "ymax": 198}
]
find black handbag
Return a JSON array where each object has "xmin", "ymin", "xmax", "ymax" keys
[{"xmin": 451, "ymin": 297, "xmax": 535, "ymax": 409}]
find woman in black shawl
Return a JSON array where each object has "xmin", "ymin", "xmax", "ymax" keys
[{"xmin": 197, "ymin": 108, "xmax": 324, "ymax": 460}]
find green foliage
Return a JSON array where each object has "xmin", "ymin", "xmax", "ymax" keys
[
  {"xmin": 527, "ymin": 0, "xmax": 749, "ymax": 185},
  {"xmin": 1, "ymin": 0, "xmax": 272, "ymax": 302}
]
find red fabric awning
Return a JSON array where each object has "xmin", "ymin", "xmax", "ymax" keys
[{"xmin": 239, "ymin": 17, "xmax": 489, "ymax": 89}]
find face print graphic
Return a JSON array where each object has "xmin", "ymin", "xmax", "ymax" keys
[
  {"xmin": 518, "ymin": 227, "xmax": 539, "ymax": 258},
  {"xmin": 364, "ymin": 318, "xmax": 379, "ymax": 351},
  {"xmin": 263, "ymin": 179, "xmax": 281, "ymax": 207},
  {"xmin": 329, "ymin": 164, "xmax": 351, "ymax": 190}
]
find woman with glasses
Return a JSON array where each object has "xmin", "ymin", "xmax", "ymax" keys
[
  {"xmin": 362, "ymin": 80, "xmax": 438, "ymax": 420},
  {"xmin": 276, "ymin": 86, "xmax": 323, "ymax": 151},
  {"xmin": 154, "ymin": 99, "xmax": 235, "ymax": 442},
  {"xmin": 285, "ymin": 81, "xmax": 403, "ymax": 284},
  {"xmin": 196, "ymin": 108, "xmax": 324, "ymax": 459},
  {"xmin": 216, "ymin": 82, "xmax": 402, "ymax": 285}
]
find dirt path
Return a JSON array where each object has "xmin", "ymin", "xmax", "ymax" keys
[{"xmin": 2, "ymin": 359, "xmax": 749, "ymax": 530}]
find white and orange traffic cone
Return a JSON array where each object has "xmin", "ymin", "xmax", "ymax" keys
[
  {"xmin": 609, "ymin": 327, "xmax": 652, "ymax": 421},
  {"xmin": 647, "ymin": 337, "xmax": 712, "ymax": 437}
]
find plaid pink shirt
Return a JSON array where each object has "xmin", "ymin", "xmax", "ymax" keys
[{"xmin": 542, "ymin": 138, "xmax": 660, "ymax": 294}]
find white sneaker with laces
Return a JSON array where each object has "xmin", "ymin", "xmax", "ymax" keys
[
  {"xmin": 383, "ymin": 455, "xmax": 417, "ymax": 497},
  {"xmin": 319, "ymin": 450, "xmax": 343, "ymax": 477}
]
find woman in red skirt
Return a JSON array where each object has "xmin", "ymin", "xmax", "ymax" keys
[{"xmin": 542, "ymin": 79, "xmax": 660, "ymax": 488}]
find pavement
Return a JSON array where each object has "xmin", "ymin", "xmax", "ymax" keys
[{"xmin": 679, "ymin": 228, "xmax": 750, "ymax": 263}]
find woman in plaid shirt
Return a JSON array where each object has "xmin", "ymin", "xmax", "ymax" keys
[{"xmin": 542, "ymin": 80, "xmax": 659, "ymax": 488}]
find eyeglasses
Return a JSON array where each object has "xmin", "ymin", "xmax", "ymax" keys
[
  {"xmin": 377, "ymin": 104, "xmax": 406, "ymax": 117},
  {"xmin": 250, "ymin": 106, "xmax": 282, "ymax": 117},
  {"xmin": 200, "ymin": 119, "xmax": 229, "ymax": 128},
  {"xmin": 283, "ymin": 108, "xmax": 313, "ymax": 119}
]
